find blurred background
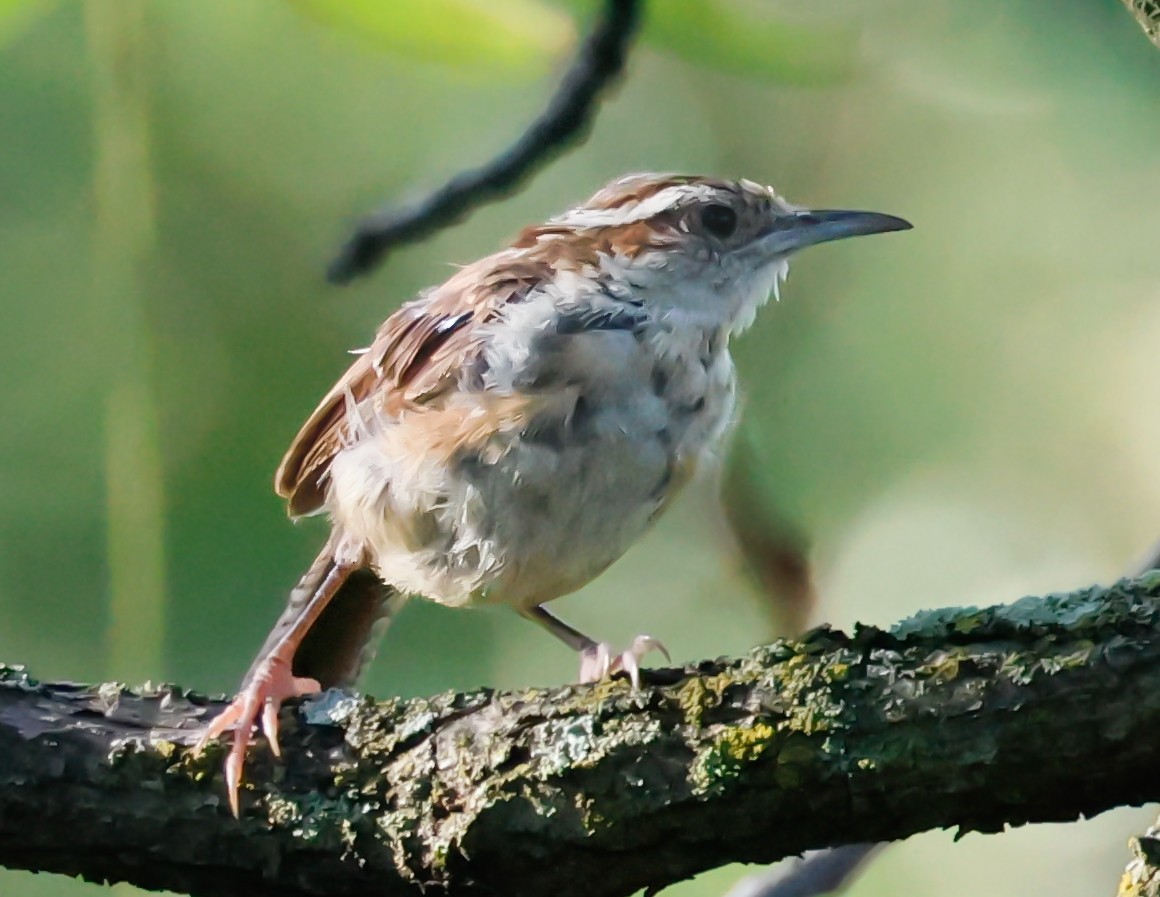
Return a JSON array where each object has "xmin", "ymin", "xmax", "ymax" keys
[{"xmin": 2, "ymin": 0, "xmax": 1159, "ymax": 895}]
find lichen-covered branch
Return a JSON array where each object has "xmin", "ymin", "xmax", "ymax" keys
[
  {"xmin": 5, "ymin": 574, "xmax": 1160, "ymax": 897},
  {"xmin": 1121, "ymin": 823, "xmax": 1160, "ymax": 897},
  {"xmin": 1123, "ymin": 0, "xmax": 1160, "ymax": 48}
]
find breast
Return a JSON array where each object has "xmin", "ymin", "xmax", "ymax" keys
[
  {"xmin": 326, "ymin": 312, "xmax": 738, "ymax": 611},
  {"xmin": 450, "ymin": 338, "xmax": 738, "ymax": 609},
  {"xmin": 459, "ymin": 384, "xmax": 679, "ymax": 606}
]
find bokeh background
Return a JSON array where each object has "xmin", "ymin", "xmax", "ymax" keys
[{"xmin": 2, "ymin": 1, "xmax": 1160, "ymax": 895}]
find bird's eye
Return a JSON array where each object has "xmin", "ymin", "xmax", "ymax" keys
[{"xmin": 700, "ymin": 203, "xmax": 738, "ymax": 239}]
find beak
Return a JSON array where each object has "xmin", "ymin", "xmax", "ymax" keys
[{"xmin": 746, "ymin": 209, "xmax": 912, "ymax": 259}]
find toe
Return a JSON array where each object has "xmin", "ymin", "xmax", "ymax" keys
[
  {"xmin": 290, "ymin": 675, "xmax": 321, "ymax": 699},
  {"xmin": 578, "ymin": 643, "xmax": 611, "ymax": 684},
  {"xmin": 196, "ymin": 658, "xmax": 321, "ymax": 815},
  {"xmin": 225, "ymin": 733, "xmax": 245, "ymax": 817},
  {"xmin": 261, "ymin": 699, "xmax": 282, "ymax": 759},
  {"xmin": 607, "ymin": 635, "xmax": 672, "ymax": 690},
  {"xmin": 630, "ymin": 634, "xmax": 671, "ymax": 664},
  {"xmin": 194, "ymin": 703, "xmax": 239, "ymax": 756},
  {"xmin": 577, "ymin": 636, "xmax": 671, "ymax": 689},
  {"xmin": 620, "ymin": 649, "xmax": 642, "ymax": 691}
]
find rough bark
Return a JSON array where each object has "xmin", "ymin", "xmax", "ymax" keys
[
  {"xmin": 1122, "ymin": 823, "xmax": 1160, "ymax": 897},
  {"xmin": 1123, "ymin": 0, "xmax": 1160, "ymax": 48},
  {"xmin": 4, "ymin": 574, "xmax": 1160, "ymax": 897}
]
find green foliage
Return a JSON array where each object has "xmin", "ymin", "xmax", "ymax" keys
[
  {"xmin": 640, "ymin": 0, "xmax": 854, "ymax": 84},
  {"xmin": 288, "ymin": 0, "xmax": 574, "ymax": 76},
  {"xmin": 545, "ymin": 0, "xmax": 855, "ymax": 83},
  {"xmin": 0, "ymin": 0, "xmax": 50, "ymax": 46}
]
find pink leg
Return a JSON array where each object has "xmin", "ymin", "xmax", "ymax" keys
[
  {"xmin": 195, "ymin": 649, "xmax": 320, "ymax": 817},
  {"xmin": 522, "ymin": 606, "xmax": 671, "ymax": 690},
  {"xmin": 195, "ymin": 560, "xmax": 354, "ymax": 816}
]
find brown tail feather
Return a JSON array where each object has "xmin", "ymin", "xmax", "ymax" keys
[
  {"xmin": 245, "ymin": 541, "xmax": 407, "ymax": 691},
  {"xmin": 294, "ymin": 568, "xmax": 408, "ymax": 688}
]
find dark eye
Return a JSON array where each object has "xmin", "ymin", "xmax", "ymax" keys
[{"xmin": 700, "ymin": 203, "xmax": 738, "ymax": 238}]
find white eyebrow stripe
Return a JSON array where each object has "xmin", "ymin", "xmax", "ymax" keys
[{"xmin": 549, "ymin": 183, "xmax": 720, "ymax": 229}]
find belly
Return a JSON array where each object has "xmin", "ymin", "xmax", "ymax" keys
[
  {"xmin": 327, "ymin": 386, "xmax": 720, "ymax": 609},
  {"xmin": 458, "ymin": 418, "xmax": 675, "ymax": 607}
]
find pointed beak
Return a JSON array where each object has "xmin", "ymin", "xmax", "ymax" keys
[{"xmin": 745, "ymin": 209, "xmax": 912, "ymax": 260}]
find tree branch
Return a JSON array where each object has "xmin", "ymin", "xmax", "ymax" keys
[
  {"xmin": 325, "ymin": 0, "xmax": 642, "ymax": 284},
  {"xmin": 1122, "ymin": 822, "xmax": 1160, "ymax": 897},
  {"xmin": 5, "ymin": 573, "xmax": 1160, "ymax": 897},
  {"xmin": 1122, "ymin": 0, "xmax": 1160, "ymax": 49}
]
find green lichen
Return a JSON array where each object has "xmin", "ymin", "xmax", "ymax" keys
[
  {"xmin": 675, "ymin": 671, "xmax": 735, "ymax": 728},
  {"xmin": 583, "ymin": 675, "xmax": 639, "ymax": 706},
  {"xmin": 578, "ymin": 796, "xmax": 610, "ymax": 834},
  {"xmin": 689, "ymin": 721, "xmax": 776, "ymax": 795},
  {"xmin": 152, "ymin": 739, "xmax": 177, "ymax": 760},
  {"xmin": 952, "ymin": 612, "xmax": 986, "ymax": 635},
  {"xmin": 529, "ymin": 715, "xmax": 598, "ymax": 771},
  {"xmin": 1039, "ymin": 640, "xmax": 1094, "ymax": 674},
  {"xmin": 998, "ymin": 651, "xmax": 1036, "ymax": 686},
  {"xmin": 677, "ymin": 677, "xmax": 711, "ymax": 728},
  {"xmin": 769, "ymin": 653, "xmax": 849, "ymax": 735},
  {"xmin": 265, "ymin": 795, "xmax": 303, "ymax": 829},
  {"xmin": 891, "ymin": 574, "xmax": 1160, "ymax": 646},
  {"xmin": 917, "ymin": 647, "xmax": 970, "ymax": 682},
  {"xmin": 267, "ymin": 793, "xmax": 365, "ymax": 858},
  {"xmin": 822, "ymin": 661, "xmax": 850, "ymax": 683},
  {"xmin": 892, "ymin": 605, "xmax": 983, "ymax": 640}
]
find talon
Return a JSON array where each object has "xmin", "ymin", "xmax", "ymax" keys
[
  {"xmin": 194, "ymin": 702, "xmax": 238, "ymax": 757},
  {"xmin": 577, "ymin": 636, "xmax": 670, "ymax": 689},
  {"xmin": 261, "ymin": 699, "xmax": 281, "ymax": 759},
  {"xmin": 630, "ymin": 634, "xmax": 671, "ymax": 664},
  {"xmin": 621, "ymin": 649, "xmax": 642, "ymax": 691},
  {"xmin": 617, "ymin": 635, "xmax": 670, "ymax": 690},
  {"xmin": 579, "ymin": 642, "xmax": 611, "ymax": 684},
  {"xmin": 225, "ymin": 735, "xmax": 244, "ymax": 818},
  {"xmin": 195, "ymin": 655, "xmax": 320, "ymax": 816}
]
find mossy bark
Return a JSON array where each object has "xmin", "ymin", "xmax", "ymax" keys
[
  {"xmin": 4, "ymin": 574, "xmax": 1160, "ymax": 897},
  {"xmin": 1123, "ymin": 0, "xmax": 1160, "ymax": 48}
]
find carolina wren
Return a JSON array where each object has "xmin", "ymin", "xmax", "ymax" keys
[{"xmin": 198, "ymin": 173, "xmax": 910, "ymax": 814}]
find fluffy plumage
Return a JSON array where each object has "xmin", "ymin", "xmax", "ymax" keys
[{"xmin": 199, "ymin": 173, "xmax": 910, "ymax": 815}]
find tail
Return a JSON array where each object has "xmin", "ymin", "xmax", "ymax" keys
[{"xmin": 247, "ymin": 540, "xmax": 409, "ymax": 690}]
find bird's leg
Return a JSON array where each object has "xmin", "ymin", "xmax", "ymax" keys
[
  {"xmin": 521, "ymin": 605, "xmax": 670, "ymax": 690},
  {"xmin": 196, "ymin": 557, "xmax": 356, "ymax": 816}
]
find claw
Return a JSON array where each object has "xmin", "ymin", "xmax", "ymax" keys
[
  {"xmin": 194, "ymin": 655, "xmax": 319, "ymax": 816},
  {"xmin": 224, "ymin": 740, "xmax": 244, "ymax": 818},
  {"xmin": 620, "ymin": 648, "xmax": 642, "ymax": 691},
  {"xmin": 261, "ymin": 699, "xmax": 282, "ymax": 759},
  {"xmin": 630, "ymin": 634, "xmax": 671, "ymax": 664},
  {"xmin": 617, "ymin": 635, "xmax": 671, "ymax": 690},
  {"xmin": 578, "ymin": 635, "xmax": 670, "ymax": 690},
  {"xmin": 579, "ymin": 642, "xmax": 612, "ymax": 684}
]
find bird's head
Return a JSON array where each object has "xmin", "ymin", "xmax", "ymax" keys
[{"xmin": 518, "ymin": 173, "xmax": 911, "ymax": 333}]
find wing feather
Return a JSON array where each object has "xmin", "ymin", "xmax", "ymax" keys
[{"xmin": 274, "ymin": 250, "xmax": 552, "ymax": 518}]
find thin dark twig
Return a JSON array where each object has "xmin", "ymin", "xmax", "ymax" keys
[{"xmin": 327, "ymin": 0, "xmax": 642, "ymax": 284}]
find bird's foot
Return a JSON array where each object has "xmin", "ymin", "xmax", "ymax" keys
[
  {"xmin": 579, "ymin": 635, "xmax": 671, "ymax": 690},
  {"xmin": 194, "ymin": 654, "xmax": 319, "ymax": 816}
]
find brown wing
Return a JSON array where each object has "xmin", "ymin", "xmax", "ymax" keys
[{"xmin": 274, "ymin": 250, "xmax": 552, "ymax": 518}]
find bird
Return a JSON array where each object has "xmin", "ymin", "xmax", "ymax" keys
[{"xmin": 197, "ymin": 173, "xmax": 911, "ymax": 815}]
